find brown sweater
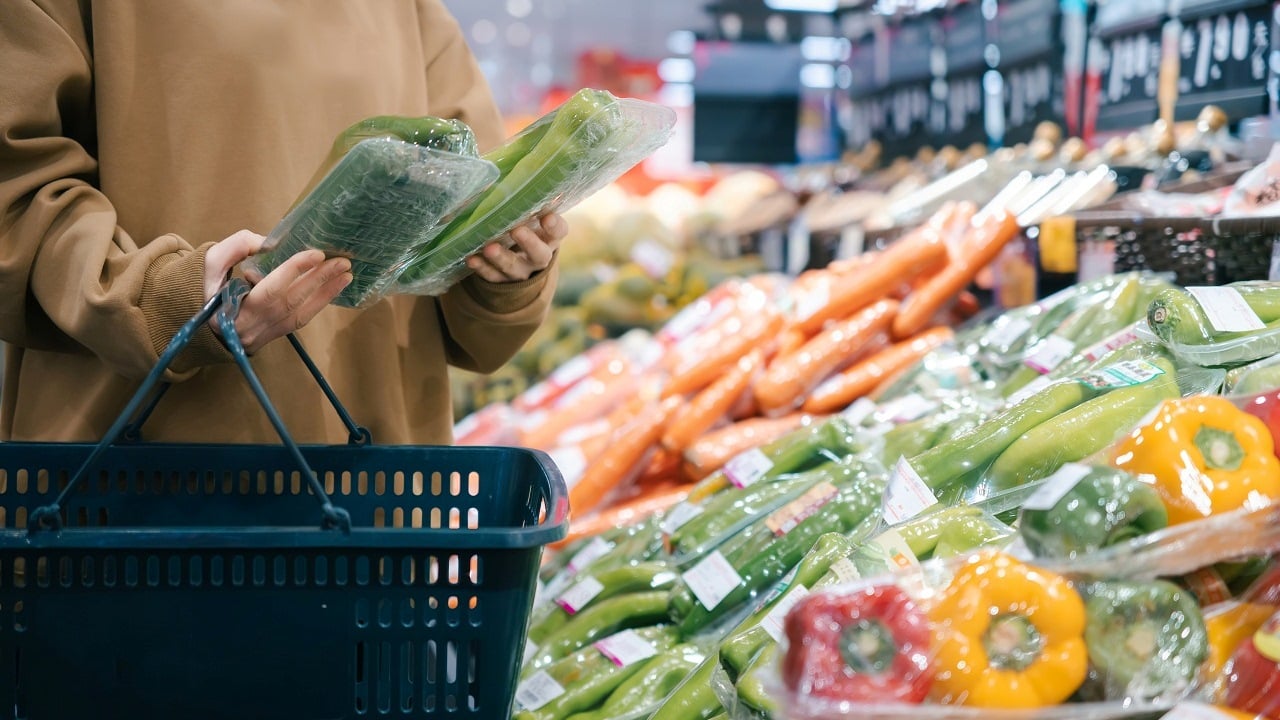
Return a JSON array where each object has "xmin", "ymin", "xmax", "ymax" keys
[{"xmin": 0, "ymin": 0, "xmax": 555, "ymax": 444}]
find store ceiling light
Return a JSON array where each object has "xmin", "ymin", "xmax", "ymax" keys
[
  {"xmin": 801, "ymin": 62, "xmax": 836, "ymax": 88},
  {"xmin": 801, "ymin": 36, "xmax": 849, "ymax": 62},
  {"xmin": 764, "ymin": 0, "xmax": 838, "ymax": 12},
  {"xmin": 667, "ymin": 30, "xmax": 697, "ymax": 56},
  {"xmin": 658, "ymin": 57, "xmax": 697, "ymax": 84}
]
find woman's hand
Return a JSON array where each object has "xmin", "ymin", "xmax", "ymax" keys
[
  {"xmin": 465, "ymin": 213, "xmax": 567, "ymax": 283},
  {"xmin": 204, "ymin": 230, "xmax": 352, "ymax": 354}
]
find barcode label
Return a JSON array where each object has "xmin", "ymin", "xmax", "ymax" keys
[
  {"xmin": 660, "ymin": 502, "xmax": 704, "ymax": 535},
  {"xmin": 762, "ymin": 585, "xmax": 811, "ymax": 642},
  {"xmin": 986, "ymin": 317, "xmax": 1033, "ymax": 348},
  {"xmin": 1021, "ymin": 463, "xmax": 1092, "ymax": 511},
  {"xmin": 883, "ymin": 457, "xmax": 939, "ymax": 525},
  {"xmin": 594, "ymin": 629, "xmax": 658, "ymax": 668},
  {"xmin": 1188, "ymin": 286, "xmax": 1266, "ymax": 333},
  {"xmin": 724, "ymin": 448, "xmax": 775, "ymax": 489},
  {"xmin": 555, "ymin": 576, "xmax": 605, "ymax": 615},
  {"xmin": 1025, "ymin": 335, "xmax": 1076, "ymax": 374},
  {"xmin": 565, "ymin": 537, "xmax": 612, "ymax": 576},
  {"xmin": 683, "ymin": 551, "xmax": 745, "ymax": 611},
  {"xmin": 515, "ymin": 671, "xmax": 565, "ymax": 711}
]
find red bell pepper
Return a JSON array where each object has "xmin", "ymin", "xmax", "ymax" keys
[
  {"xmin": 1225, "ymin": 607, "xmax": 1280, "ymax": 718},
  {"xmin": 781, "ymin": 584, "xmax": 933, "ymax": 703}
]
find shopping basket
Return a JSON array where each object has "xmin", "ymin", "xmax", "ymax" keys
[{"xmin": 0, "ymin": 278, "xmax": 568, "ymax": 719}]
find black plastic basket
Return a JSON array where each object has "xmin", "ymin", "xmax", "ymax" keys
[{"xmin": 0, "ymin": 279, "xmax": 567, "ymax": 719}]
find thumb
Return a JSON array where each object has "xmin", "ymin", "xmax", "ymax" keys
[{"xmin": 206, "ymin": 230, "xmax": 266, "ymax": 298}]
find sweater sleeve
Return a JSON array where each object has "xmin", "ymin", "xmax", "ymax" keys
[
  {"xmin": 0, "ymin": 0, "xmax": 230, "ymax": 381},
  {"xmin": 418, "ymin": 0, "xmax": 557, "ymax": 374}
]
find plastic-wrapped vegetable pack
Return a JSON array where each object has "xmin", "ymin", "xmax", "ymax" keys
[
  {"xmin": 244, "ymin": 133, "xmax": 499, "ymax": 307},
  {"xmin": 1144, "ymin": 282, "xmax": 1280, "ymax": 369},
  {"xmin": 394, "ymin": 88, "xmax": 677, "ymax": 296}
]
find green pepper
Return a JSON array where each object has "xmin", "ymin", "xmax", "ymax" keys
[
  {"xmin": 668, "ymin": 464, "xmax": 838, "ymax": 559},
  {"xmin": 565, "ymin": 644, "xmax": 705, "ymax": 720},
  {"xmin": 572, "ymin": 517, "xmax": 666, "ymax": 580},
  {"xmin": 692, "ymin": 417, "xmax": 864, "ymax": 501},
  {"xmin": 669, "ymin": 465, "xmax": 885, "ymax": 636},
  {"xmin": 983, "ymin": 355, "xmax": 1179, "ymax": 494},
  {"xmin": 523, "ymin": 591, "xmax": 672, "ymax": 677},
  {"xmin": 1148, "ymin": 283, "xmax": 1280, "ymax": 349},
  {"xmin": 1018, "ymin": 465, "xmax": 1168, "ymax": 560},
  {"xmin": 528, "ymin": 563, "xmax": 678, "ymax": 645},
  {"xmin": 735, "ymin": 643, "xmax": 779, "ymax": 717},
  {"xmin": 514, "ymin": 625, "xmax": 682, "ymax": 720},
  {"xmin": 1080, "ymin": 579, "xmax": 1209, "ymax": 700},
  {"xmin": 908, "ymin": 379, "xmax": 1098, "ymax": 494},
  {"xmin": 649, "ymin": 655, "xmax": 725, "ymax": 720}
]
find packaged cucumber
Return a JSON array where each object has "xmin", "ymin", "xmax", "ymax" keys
[
  {"xmin": 1146, "ymin": 282, "xmax": 1280, "ymax": 367},
  {"xmin": 244, "ymin": 132, "xmax": 499, "ymax": 308},
  {"xmin": 395, "ymin": 88, "xmax": 676, "ymax": 296}
]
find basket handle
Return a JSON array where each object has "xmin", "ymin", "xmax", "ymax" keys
[{"xmin": 29, "ymin": 279, "xmax": 353, "ymax": 534}]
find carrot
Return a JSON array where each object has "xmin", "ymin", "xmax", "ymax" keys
[
  {"xmin": 550, "ymin": 483, "xmax": 691, "ymax": 550},
  {"xmin": 636, "ymin": 447, "xmax": 686, "ymax": 487},
  {"xmin": 568, "ymin": 396, "xmax": 682, "ymax": 517},
  {"xmin": 662, "ymin": 349, "xmax": 763, "ymax": 452},
  {"xmin": 663, "ymin": 307, "xmax": 785, "ymax": 398},
  {"xmin": 792, "ymin": 218, "xmax": 949, "ymax": 336},
  {"xmin": 951, "ymin": 289, "xmax": 982, "ymax": 322},
  {"xmin": 802, "ymin": 327, "xmax": 954, "ymax": 415},
  {"xmin": 775, "ymin": 327, "xmax": 809, "ymax": 358},
  {"xmin": 892, "ymin": 209, "xmax": 1020, "ymax": 340},
  {"xmin": 753, "ymin": 299, "xmax": 899, "ymax": 414},
  {"xmin": 682, "ymin": 413, "xmax": 815, "ymax": 480}
]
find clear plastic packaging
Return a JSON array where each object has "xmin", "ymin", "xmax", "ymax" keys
[
  {"xmin": 1143, "ymin": 283, "xmax": 1280, "ymax": 368},
  {"xmin": 244, "ymin": 137, "xmax": 499, "ymax": 307},
  {"xmin": 394, "ymin": 90, "xmax": 677, "ymax": 296}
]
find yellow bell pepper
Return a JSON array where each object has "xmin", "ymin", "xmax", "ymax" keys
[
  {"xmin": 1111, "ymin": 396, "xmax": 1280, "ymax": 525},
  {"xmin": 928, "ymin": 552, "xmax": 1088, "ymax": 708}
]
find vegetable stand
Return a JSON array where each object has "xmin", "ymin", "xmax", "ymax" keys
[{"xmin": 0, "ymin": 279, "xmax": 567, "ymax": 719}]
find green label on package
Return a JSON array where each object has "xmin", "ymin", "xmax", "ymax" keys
[{"xmin": 1077, "ymin": 359, "xmax": 1164, "ymax": 389}]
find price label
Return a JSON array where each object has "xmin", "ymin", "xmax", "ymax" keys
[
  {"xmin": 1021, "ymin": 463, "xmax": 1092, "ymax": 511},
  {"xmin": 565, "ymin": 537, "xmax": 612, "ymax": 576},
  {"xmin": 548, "ymin": 446, "xmax": 588, "ymax": 492},
  {"xmin": 766, "ymin": 481, "xmax": 840, "ymax": 537},
  {"xmin": 1080, "ymin": 323, "xmax": 1140, "ymax": 362},
  {"xmin": 884, "ymin": 457, "xmax": 939, "ymax": 525},
  {"xmin": 1188, "ymin": 286, "xmax": 1266, "ymax": 332},
  {"xmin": 1078, "ymin": 359, "xmax": 1165, "ymax": 389},
  {"xmin": 515, "ymin": 671, "xmax": 565, "ymax": 711},
  {"xmin": 986, "ymin": 317, "xmax": 1033, "ymax": 349},
  {"xmin": 660, "ymin": 502, "xmax": 704, "ymax": 535},
  {"xmin": 1007, "ymin": 376, "xmax": 1055, "ymax": 406},
  {"xmin": 541, "ymin": 573, "xmax": 573, "ymax": 603},
  {"xmin": 724, "ymin": 448, "xmax": 775, "ymax": 489},
  {"xmin": 682, "ymin": 551, "xmax": 745, "ymax": 611},
  {"xmin": 841, "ymin": 397, "xmax": 878, "ymax": 427},
  {"xmin": 868, "ymin": 528, "xmax": 922, "ymax": 571},
  {"xmin": 555, "ymin": 576, "xmax": 605, "ymax": 615},
  {"xmin": 1025, "ymin": 335, "xmax": 1077, "ymax": 374},
  {"xmin": 878, "ymin": 394, "xmax": 937, "ymax": 423},
  {"xmin": 594, "ymin": 629, "xmax": 659, "ymax": 668},
  {"xmin": 761, "ymin": 585, "xmax": 811, "ymax": 642}
]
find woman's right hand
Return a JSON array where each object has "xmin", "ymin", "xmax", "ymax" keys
[{"xmin": 204, "ymin": 230, "xmax": 352, "ymax": 354}]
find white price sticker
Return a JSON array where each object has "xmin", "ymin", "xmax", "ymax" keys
[
  {"xmin": 594, "ymin": 629, "xmax": 659, "ymax": 668},
  {"xmin": 795, "ymin": 283, "xmax": 830, "ymax": 322},
  {"xmin": 1021, "ymin": 463, "xmax": 1093, "ymax": 511},
  {"xmin": 766, "ymin": 481, "xmax": 839, "ymax": 537},
  {"xmin": 515, "ymin": 671, "xmax": 565, "ymax": 711},
  {"xmin": 1163, "ymin": 702, "xmax": 1243, "ymax": 720},
  {"xmin": 682, "ymin": 551, "xmax": 745, "ymax": 612},
  {"xmin": 548, "ymin": 446, "xmax": 588, "ymax": 491},
  {"xmin": 555, "ymin": 576, "xmax": 605, "ymax": 615},
  {"xmin": 565, "ymin": 537, "xmax": 612, "ymax": 576},
  {"xmin": 1188, "ymin": 286, "xmax": 1266, "ymax": 333},
  {"xmin": 761, "ymin": 585, "xmax": 811, "ymax": 642},
  {"xmin": 724, "ymin": 448, "xmax": 775, "ymax": 489},
  {"xmin": 841, "ymin": 397, "xmax": 878, "ymax": 426},
  {"xmin": 1079, "ymin": 359, "xmax": 1165, "ymax": 389},
  {"xmin": 883, "ymin": 457, "xmax": 939, "ymax": 525},
  {"xmin": 660, "ymin": 502, "xmax": 704, "ymax": 535},
  {"xmin": 1007, "ymin": 376, "xmax": 1055, "ymax": 406},
  {"xmin": 879, "ymin": 394, "xmax": 937, "ymax": 423},
  {"xmin": 1080, "ymin": 323, "xmax": 1140, "ymax": 362},
  {"xmin": 631, "ymin": 240, "xmax": 676, "ymax": 280},
  {"xmin": 986, "ymin": 317, "xmax": 1033, "ymax": 348},
  {"xmin": 1025, "ymin": 335, "xmax": 1077, "ymax": 374}
]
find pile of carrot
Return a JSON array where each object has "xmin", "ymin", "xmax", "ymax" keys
[{"xmin": 455, "ymin": 201, "xmax": 1022, "ymax": 547}]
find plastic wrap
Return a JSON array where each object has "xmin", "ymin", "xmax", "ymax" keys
[
  {"xmin": 1222, "ymin": 143, "xmax": 1280, "ymax": 219},
  {"xmin": 395, "ymin": 90, "xmax": 676, "ymax": 296},
  {"xmin": 244, "ymin": 137, "xmax": 498, "ymax": 307},
  {"xmin": 1144, "ymin": 283, "xmax": 1280, "ymax": 368}
]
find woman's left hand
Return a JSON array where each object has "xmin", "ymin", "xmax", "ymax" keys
[{"xmin": 466, "ymin": 213, "xmax": 567, "ymax": 283}]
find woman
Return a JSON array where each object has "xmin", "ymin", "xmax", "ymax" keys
[{"xmin": 0, "ymin": 0, "xmax": 564, "ymax": 444}]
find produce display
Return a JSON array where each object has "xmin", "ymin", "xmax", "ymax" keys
[{"xmin": 482, "ymin": 241, "xmax": 1280, "ymax": 719}]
